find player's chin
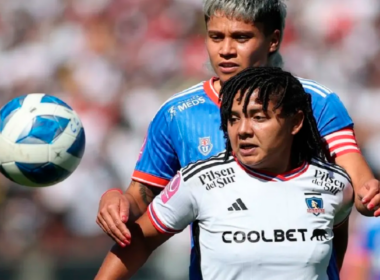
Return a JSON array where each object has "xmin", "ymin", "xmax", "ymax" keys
[
  {"xmin": 217, "ymin": 69, "xmax": 241, "ymax": 84},
  {"xmin": 236, "ymin": 152, "xmax": 262, "ymax": 168}
]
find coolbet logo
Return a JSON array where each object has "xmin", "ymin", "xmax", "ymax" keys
[
  {"xmin": 222, "ymin": 228, "xmax": 329, "ymax": 243},
  {"xmin": 198, "ymin": 137, "xmax": 213, "ymax": 156},
  {"xmin": 177, "ymin": 96, "xmax": 205, "ymax": 112},
  {"xmin": 198, "ymin": 167, "xmax": 236, "ymax": 190},
  {"xmin": 161, "ymin": 173, "xmax": 181, "ymax": 204},
  {"xmin": 312, "ymin": 170, "xmax": 344, "ymax": 195}
]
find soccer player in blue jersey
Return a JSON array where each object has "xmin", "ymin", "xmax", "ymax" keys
[{"xmin": 96, "ymin": 0, "xmax": 380, "ymax": 277}]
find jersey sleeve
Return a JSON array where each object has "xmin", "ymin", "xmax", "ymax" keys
[
  {"xmin": 314, "ymin": 93, "xmax": 354, "ymax": 138},
  {"xmin": 334, "ymin": 179, "xmax": 354, "ymax": 227},
  {"xmin": 310, "ymin": 90, "xmax": 359, "ymax": 158},
  {"xmin": 322, "ymin": 128, "xmax": 360, "ymax": 158},
  {"xmin": 132, "ymin": 105, "xmax": 180, "ymax": 188},
  {"xmin": 148, "ymin": 172, "xmax": 197, "ymax": 234}
]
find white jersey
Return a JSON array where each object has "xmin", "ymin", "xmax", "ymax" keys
[{"xmin": 148, "ymin": 152, "xmax": 353, "ymax": 280}]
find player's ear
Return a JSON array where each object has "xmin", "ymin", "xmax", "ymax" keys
[
  {"xmin": 291, "ymin": 110, "xmax": 304, "ymax": 135},
  {"xmin": 268, "ymin": 30, "xmax": 281, "ymax": 53}
]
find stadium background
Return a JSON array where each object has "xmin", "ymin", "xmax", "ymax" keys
[{"xmin": 0, "ymin": 0, "xmax": 379, "ymax": 279}]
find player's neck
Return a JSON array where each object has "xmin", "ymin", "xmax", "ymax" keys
[
  {"xmin": 236, "ymin": 154, "xmax": 302, "ymax": 176},
  {"xmin": 254, "ymin": 160, "xmax": 294, "ymax": 175},
  {"xmin": 213, "ymin": 78, "xmax": 222, "ymax": 94}
]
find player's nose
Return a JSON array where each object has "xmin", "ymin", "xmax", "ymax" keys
[
  {"xmin": 219, "ymin": 38, "xmax": 237, "ymax": 57},
  {"xmin": 238, "ymin": 118, "xmax": 254, "ymax": 138}
]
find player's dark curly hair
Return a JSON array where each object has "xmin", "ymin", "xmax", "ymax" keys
[{"xmin": 219, "ymin": 66, "xmax": 326, "ymax": 166}]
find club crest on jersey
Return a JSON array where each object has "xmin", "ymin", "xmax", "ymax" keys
[
  {"xmin": 198, "ymin": 137, "xmax": 213, "ymax": 156},
  {"xmin": 305, "ymin": 197, "xmax": 325, "ymax": 216}
]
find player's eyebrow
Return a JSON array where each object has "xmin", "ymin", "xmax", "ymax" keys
[
  {"xmin": 230, "ymin": 110, "xmax": 240, "ymax": 116},
  {"xmin": 230, "ymin": 31, "xmax": 254, "ymax": 37},
  {"xmin": 207, "ymin": 30, "xmax": 254, "ymax": 37}
]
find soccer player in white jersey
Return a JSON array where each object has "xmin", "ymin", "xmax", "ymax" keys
[
  {"xmin": 95, "ymin": 67, "xmax": 354, "ymax": 280},
  {"xmin": 96, "ymin": 0, "xmax": 380, "ymax": 277}
]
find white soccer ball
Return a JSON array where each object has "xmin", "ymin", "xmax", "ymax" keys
[{"xmin": 0, "ymin": 93, "xmax": 86, "ymax": 187}]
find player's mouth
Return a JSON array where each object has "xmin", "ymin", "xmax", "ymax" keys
[
  {"xmin": 238, "ymin": 143, "xmax": 258, "ymax": 156},
  {"xmin": 218, "ymin": 62, "xmax": 239, "ymax": 74}
]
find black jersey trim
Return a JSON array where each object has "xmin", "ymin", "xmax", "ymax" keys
[
  {"xmin": 182, "ymin": 151, "xmax": 228, "ymax": 176},
  {"xmin": 183, "ymin": 158, "xmax": 234, "ymax": 182}
]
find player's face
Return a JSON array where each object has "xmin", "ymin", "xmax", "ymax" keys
[
  {"xmin": 228, "ymin": 90, "xmax": 304, "ymax": 173},
  {"xmin": 206, "ymin": 13, "xmax": 280, "ymax": 84}
]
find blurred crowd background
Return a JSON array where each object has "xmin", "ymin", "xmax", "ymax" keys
[{"xmin": 0, "ymin": 0, "xmax": 379, "ymax": 279}]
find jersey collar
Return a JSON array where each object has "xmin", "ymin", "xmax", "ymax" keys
[
  {"xmin": 234, "ymin": 157, "xmax": 309, "ymax": 182},
  {"xmin": 203, "ymin": 77, "xmax": 220, "ymax": 107}
]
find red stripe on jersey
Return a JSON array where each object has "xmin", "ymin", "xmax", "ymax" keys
[
  {"xmin": 148, "ymin": 204, "xmax": 180, "ymax": 235},
  {"xmin": 203, "ymin": 77, "xmax": 220, "ymax": 107},
  {"xmin": 234, "ymin": 157, "xmax": 309, "ymax": 182},
  {"xmin": 284, "ymin": 162, "xmax": 310, "ymax": 180},
  {"xmin": 132, "ymin": 171, "xmax": 169, "ymax": 188},
  {"xmin": 323, "ymin": 128, "xmax": 360, "ymax": 158},
  {"xmin": 334, "ymin": 148, "xmax": 361, "ymax": 158},
  {"xmin": 325, "ymin": 135, "xmax": 356, "ymax": 146}
]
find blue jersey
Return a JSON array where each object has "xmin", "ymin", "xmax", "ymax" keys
[{"xmin": 132, "ymin": 77, "xmax": 354, "ymax": 280}]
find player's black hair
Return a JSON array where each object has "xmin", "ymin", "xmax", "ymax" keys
[{"xmin": 219, "ymin": 66, "xmax": 326, "ymax": 166}]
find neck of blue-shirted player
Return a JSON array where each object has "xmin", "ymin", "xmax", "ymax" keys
[{"xmin": 213, "ymin": 78, "xmax": 222, "ymax": 94}]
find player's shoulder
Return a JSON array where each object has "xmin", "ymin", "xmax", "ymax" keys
[
  {"xmin": 157, "ymin": 81, "xmax": 207, "ymax": 113},
  {"xmin": 179, "ymin": 151, "xmax": 235, "ymax": 183},
  {"xmin": 297, "ymin": 76, "xmax": 336, "ymax": 100},
  {"xmin": 309, "ymin": 157, "xmax": 352, "ymax": 185}
]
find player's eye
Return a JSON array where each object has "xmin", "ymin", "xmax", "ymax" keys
[
  {"xmin": 235, "ymin": 36, "xmax": 249, "ymax": 43},
  {"xmin": 253, "ymin": 115, "xmax": 266, "ymax": 121},
  {"xmin": 209, "ymin": 34, "xmax": 223, "ymax": 42},
  {"xmin": 229, "ymin": 116, "xmax": 239, "ymax": 124}
]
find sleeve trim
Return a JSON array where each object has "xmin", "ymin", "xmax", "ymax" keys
[
  {"xmin": 147, "ymin": 204, "xmax": 181, "ymax": 235},
  {"xmin": 323, "ymin": 128, "xmax": 361, "ymax": 158},
  {"xmin": 132, "ymin": 170, "xmax": 170, "ymax": 188},
  {"xmin": 333, "ymin": 148, "xmax": 361, "ymax": 158},
  {"xmin": 323, "ymin": 128, "xmax": 355, "ymax": 141}
]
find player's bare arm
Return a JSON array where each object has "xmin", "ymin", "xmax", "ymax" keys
[
  {"xmin": 334, "ymin": 152, "xmax": 380, "ymax": 216},
  {"xmin": 95, "ymin": 212, "xmax": 170, "ymax": 280},
  {"xmin": 96, "ymin": 180, "xmax": 161, "ymax": 247}
]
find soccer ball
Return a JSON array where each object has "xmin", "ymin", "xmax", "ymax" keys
[{"xmin": 0, "ymin": 93, "xmax": 85, "ymax": 187}]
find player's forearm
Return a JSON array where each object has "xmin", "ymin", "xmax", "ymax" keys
[
  {"xmin": 95, "ymin": 226, "xmax": 153, "ymax": 280},
  {"xmin": 125, "ymin": 192, "xmax": 146, "ymax": 222},
  {"xmin": 125, "ymin": 181, "xmax": 162, "ymax": 222},
  {"xmin": 334, "ymin": 153, "xmax": 375, "ymax": 215}
]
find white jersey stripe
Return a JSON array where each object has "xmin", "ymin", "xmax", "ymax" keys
[
  {"xmin": 298, "ymin": 78, "xmax": 333, "ymax": 94},
  {"xmin": 326, "ymin": 139, "xmax": 357, "ymax": 148},
  {"xmin": 331, "ymin": 145, "xmax": 360, "ymax": 155},
  {"xmin": 323, "ymin": 130, "xmax": 354, "ymax": 140},
  {"xmin": 156, "ymin": 84, "xmax": 204, "ymax": 113},
  {"xmin": 173, "ymin": 82, "xmax": 204, "ymax": 97},
  {"xmin": 301, "ymin": 84, "xmax": 327, "ymax": 98}
]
